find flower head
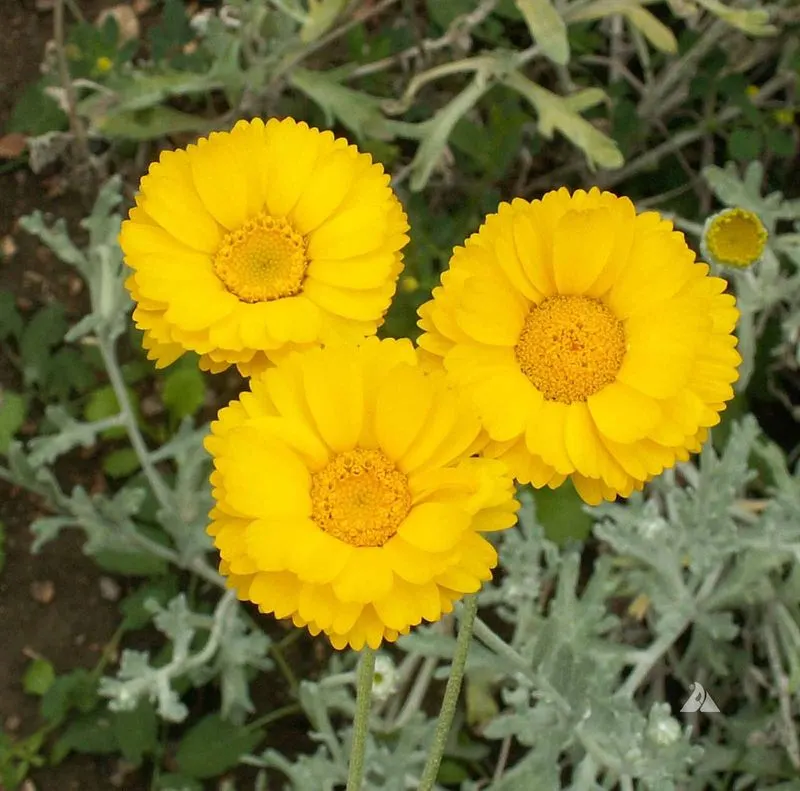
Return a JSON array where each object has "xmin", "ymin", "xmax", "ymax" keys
[
  {"xmin": 205, "ymin": 338, "xmax": 519, "ymax": 649},
  {"xmin": 701, "ymin": 207, "xmax": 767, "ymax": 268},
  {"xmin": 772, "ymin": 108, "xmax": 794, "ymax": 126},
  {"xmin": 371, "ymin": 654, "xmax": 399, "ymax": 702},
  {"xmin": 121, "ymin": 118, "xmax": 408, "ymax": 376},
  {"xmin": 418, "ymin": 188, "xmax": 741, "ymax": 505}
]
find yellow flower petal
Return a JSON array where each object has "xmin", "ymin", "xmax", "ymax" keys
[
  {"xmin": 374, "ymin": 364, "xmax": 433, "ymax": 461},
  {"xmin": 374, "ymin": 577, "xmax": 426, "ymax": 631},
  {"xmin": 249, "ymin": 571, "xmax": 301, "ymax": 618},
  {"xmin": 137, "ymin": 149, "xmax": 222, "ymax": 253},
  {"xmin": 397, "ymin": 502, "xmax": 470, "ymax": 552},
  {"xmin": 511, "ymin": 200, "xmax": 556, "ymax": 297},
  {"xmin": 214, "ymin": 430, "xmax": 311, "ymax": 519},
  {"xmin": 453, "ymin": 276, "xmax": 528, "ymax": 346},
  {"xmin": 287, "ymin": 521, "xmax": 353, "ymax": 583},
  {"xmin": 588, "ymin": 381, "xmax": 661, "ymax": 444},
  {"xmin": 298, "ymin": 583, "xmax": 337, "ymax": 630},
  {"xmin": 382, "ymin": 536, "xmax": 445, "ymax": 584},
  {"xmin": 302, "ymin": 347, "xmax": 364, "ymax": 452},
  {"xmin": 307, "ymin": 250, "xmax": 397, "ymax": 290},
  {"xmin": 332, "ymin": 548, "xmax": 394, "ymax": 603},
  {"xmin": 526, "ymin": 399, "xmax": 572, "ymax": 474},
  {"xmin": 307, "ymin": 204, "xmax": 396, "ymax": 260},
  {"xmin": 553, "ymin": 207, "xmax": 615, "ymax": 295},
  {"xmin": 189, "ymin": 131, "xmax": 255, "ymax": 230},
  {"xmin": 289, "ymin": 145, "xmax": 362, "ymax": 234},
  {"xmin": 262, "ymin": 118, "xmax": 325, "ymax": 217}
]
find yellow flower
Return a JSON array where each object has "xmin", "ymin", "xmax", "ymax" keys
[
  {"xmin": 702, "ymin": 207, "xmax": 767, "ymax": 268},
  {"xmin": 417, "ymin": 188, "xmax": 741, "ymax": 505},
  {"xmin": 121, "ymin": 118, "xmax": 409, "ymax": 376},
  {"xmin": 96, "ymin": 56, "xmax": 113, "ymax": 73},
  {"xmin": 205, "ymin": 338, "xmax": 519, "ymax": 649},
  {"xmin": 772, "ymin": 108, "xmax": 795, "ymax": 126},
  {"xmin": 400, "ymin": 274, "xmax": 420, "ymax": 293}
]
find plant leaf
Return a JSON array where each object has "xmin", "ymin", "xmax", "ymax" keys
[
  {"xmin": 623, "ymin": 5, "xmax": 677, "ymax": 53},
  {"xmin": 504, "ymin": 71, "xmax": 623, "ymax": 169},
  {"xmin": 568, "ymin": 0, "xmax": 677, "ymax": 53},
  {"xmin": 156, "ymin": 775, "xmax": 203, "ymax": 791},
  {"xmin": 41, "ymin": 670, "xmax": 98, "ymax": 727},
  {"xmin": 0, "ymin": 391, "xmax": 27, "ymax": 454},
  {"xmin": 162, "ymin": 365, "xmax": 206, "ymax": 423},
  {"xmin": 52, "ymin": 712, "xmax": 119, "ymax": 763},
  {"xmin": 112, "ymin": 700, "xmax": 158, "ymax": 765},
  {"xmin": 693, "ymin": 0, "xmax": 777, "ymax": 35},
  {"xmin": 515, "ymin": 0, "xmax": 570, "ymax": 65},
  {"xmin": 23, "ymin": 658, "xmax": 56, "ymax": 696},
  {"xmin": 92, "ymin": 549, "xmax": 168, "ymax": 577},
  {"xmin": 0, "ymin": 292, "xmax": 23, "ymax": 341},
  {"xmin": 300, "ymin": 0, "xmax": 347, "ymax": 42},
  {"xmin": 19, "ymin": 304, "xmax": 67, "ymax": 389},
  {"xmin": 96, "ymin": 107, "xmax": 208, "ymax": 141},
  {"xmin": 410, "ymin": 74, "xmax": 494, "ymax": 191},
  {"xmin": 534, "ymin": 483, "xmax": 593, "ymax": 544},
  {"xmin": 175, "ymin": 714, "xmax": 264, "ymax": 779},
  {"xmin": 103, "ymin": 448, "xmax": 141, "ymax": 479},
  {"xmin": 289, "ymin": 68, "xmax": 390, "ymax": 141}
]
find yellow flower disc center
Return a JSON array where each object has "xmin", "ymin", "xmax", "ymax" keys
[
  {"xmin": 310, "ymin": 449, "xmax": 412, "ymax": 548},
  {"xmin": 516, "ymin": 295, "xmax": 626, "ymax": 403},
  {"xmin": 704, "ymin": 208, "xmax": 767, "ymax": 268},
  {"xmin": 213, "ymin": 211, "xmax": 307, "ymax": 303}
]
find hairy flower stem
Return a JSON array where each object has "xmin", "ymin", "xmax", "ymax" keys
[
  {"xmin": 54, "ymin": 0, "xmax": 92, "ymax": 175},
  {"xmin": 418, "ymin": 594, "xmax": 479, "ymax": 791},
  {"xmin": 346, "ymin": 648, "xmax": 376, "ymax": 791},
  {"xmin": 98, "ymin": 336, "xmax": 173, "ymax": 512}
]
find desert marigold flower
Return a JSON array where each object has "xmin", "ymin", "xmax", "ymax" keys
[
  {"xmin": 701, "ymin": 207, "xmax": 767, "ymax": 268},
  {"xmin": 205, "ymin": 338, "xmax": 519, "ymax": 650},
  {"xmin": 120, "ymin": 117, "xmax": 408, "ymax": 376},
  {"xmin": 417, "ymin": 188, "xmax": 741, "ymax": 505}
]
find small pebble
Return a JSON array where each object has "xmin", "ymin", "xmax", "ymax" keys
[
  {"xmin": 1, "ymin": 235, "xmax": 17, "ymax": 258},
  {"xmin": 30, "ymin": 580, "xmax": 55, "ymax": 604},
  {"xmin": 99, "ymin": 576, "xmax": 122, "ymax": 602}
]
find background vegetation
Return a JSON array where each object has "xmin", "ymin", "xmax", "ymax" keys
[{"xmin": 0, "ymin": 0, "xmax": 799, "ymax": 789}]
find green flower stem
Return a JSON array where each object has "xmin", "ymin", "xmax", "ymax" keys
[
  {"xmin": 418, "ymin": 594, "xmax": 479, "ymax": 791},
  {"xmin": 98, "ymin": 336, "xmax": 173, "ymax": 512},
  {"xmin": 347, "ymin": 647, "xmax": 376, "ymax": 791}
]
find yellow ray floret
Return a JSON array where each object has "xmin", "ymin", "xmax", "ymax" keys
[
  {"xmin": 417, "ymin": 188, "xmax": 741, "ymax": 505},
  {"xmin": 205, "ymin": 338, "xmax": 520, "ymax": 650},
  {"xmin": 120, "ymin": 117, "xmax": 409, "ymax": 376}
]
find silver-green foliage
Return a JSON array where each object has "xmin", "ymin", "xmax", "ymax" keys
[{"xmin": 3, "ymin": 169, "xmax": 800, "ymax": 788}]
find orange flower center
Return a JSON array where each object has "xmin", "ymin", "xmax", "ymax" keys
[
  {"xmin": 310, "ymin": 449, "xmax": 412, "ymax": 547},
  {"xmin": 516, "ymin": 295, "xmax": 626, "ymax": 403},
  {"xmin": 213, "ymin": 211, "xmax": 307, "ymax": 302}
]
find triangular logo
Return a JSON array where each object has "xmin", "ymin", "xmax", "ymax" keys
[
  {"xmin": 700, "ymin": 694, "xmax": 720, "ymax": 712},
  {"xmin": 680, "ymin": 682, "xmax": 720, "ymax": 713}
]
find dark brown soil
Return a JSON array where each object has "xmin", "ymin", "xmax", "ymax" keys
[
  {"xmin": 1, "ymin": 7, "xmax": 320, "ymax": 789},
  {"xmin": 0, "ymin": 3, "xmax": 149, "ymax": 790},
  {"xmin": 0, "ymin": 485, "xmax": 145, "ymax": 790}
]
